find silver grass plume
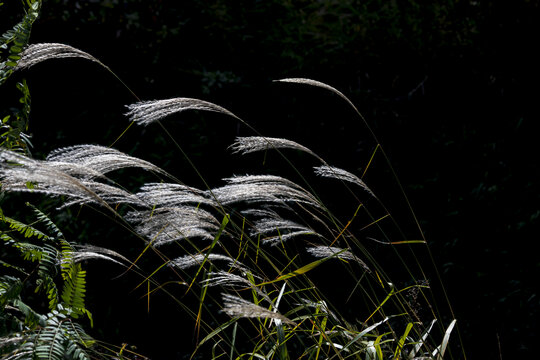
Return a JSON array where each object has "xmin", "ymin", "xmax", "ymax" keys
[
  {"xmin": 125, "ymin": 97, "xmax": 240, "ymax": 126},
  {"xmin": 135, "ymin": 183, "xmax": 216, "ymax": 208},
  {"xmin": 251, "ymin": 218, "xmax": 321, "ymax": 246},
  {"xmin": 125, "ymin": 207, "xmax": 221, "ymax": 246},
  {"xmin": 211, "ymin": 175, "xmax": 322, "ymax": 209},
  {"xmin": 0, "ymin": 150, "xmax": 143, "ymax": 209},
  {"xmin": 59, "ymin": 182, "xmax": 146, "ymax": 208},
  {"xmin": 170, "ymin": 254, "xmax": 247, "ymax": 272},
  {"xmin": 15, "ymin": 43, "xmax": 108, "ymax": 71},
  {"xmin": 306, "ymin": 245, "xmax": 370, "ymax": 272},
  {"xmin": 275, "ymin": 78, "xmax": 380, "ymax": 144},
  {"xmin": 275, "ymin": 78, "xmax": 361, "ymax": 115},
  {"xmin": 46, "ymin": 145, "xmax": 170, "ymax": 179},
  {"xmin": 298, "ymin": 298, "xmax": 339, "ymax": 323},
  {"xmin": 221, "ymin": 293, "xmax": 296, "ymax": 326},
  {"xmin": 201, "ymin": 271, "xmax": 272, "ymax": 304},
  {"xmin": 229, "ymin": 136, "xmax": 322, "ymax": 161},
  {"xmin": 71, "ymin": 244, "xmax": 132, "ymax": 267},
  {"xmin": 240, "ymin": 208, "xmax": 282, "ymax": 220},
  {"xmin": 314, "ymin": 165, "xmax": 376, "ymax": 198}
]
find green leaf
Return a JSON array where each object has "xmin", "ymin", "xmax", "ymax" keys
[
  {"xmin": 60, "ymin": 262, "xmax": 89, "ymax": 321},
  {"xmin": 0, "ymin": 275, "xmax": 23, "ymax": 309},
  {"xmin": 393, "ymin": 322, "xmax": 413, "ymax": 359}
]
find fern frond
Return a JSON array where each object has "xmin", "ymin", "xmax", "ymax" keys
[
  {"xmin": 2, "ymin": 216, "xmax": 49, "ymax": 240},
  {"xmin": 1, "ymin": 233, "xmax": 43, "ymax": 262},
  {"xmin": 0, "ymin": 275, "xmax": 23, "ymax": 309},
  {"xmin": 35, "ymin": 313, "xmax": 68, "ymax": 360},
  {"xmin": 26, "ymin": 203, "xmax": 64, "ymax": 239},
  {"xmin": 60, "ymin": 263, "xmax": 87, "ymax": 320},
  {"xmin": 12, "ymin": 298, "xmax": 47, "ymax": 327},
  {"xmin": 0, "ymin": 0, "xmax": 41, "ymax": 85},
  {"xmin": 36, "ymin": 317, "xmax": 95, "ymax": 357},
  {"xmin": 37, "ymin": 243, "xmax": 58, "ymax": 279},
  {"xmin": 36, "ymin": 274, "xmax": 59, "ymax": 310},
  {"xmin": 58, "ymin": 239, "xmax": 74, "ymax": 281},
  {"xmin": 36, "ymin": 244, "xmax": 60, "ymax": 309}
]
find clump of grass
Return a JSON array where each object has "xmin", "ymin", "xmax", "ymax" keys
[{"xmin": 1, "ymin": 41, "xmax": 463, "ymax": 360}]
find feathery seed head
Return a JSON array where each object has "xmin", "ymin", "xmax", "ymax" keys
[
  {"xmin": 230, "ymin": 136, "xmax": 322, "ymax": 161},
  {"xmin": 251, "ymin": 218, "xmax": 321, "ymax": 246},
  {"xmin": 202, "ymin": 271, "xmax": 271, "ymax": 304},
  {"xmin": 210, "ymin": 175, "xmax": 322, "ymax": 209},
  {"xmin": 15, "ymin": 43, "xmax": 107, "ymax": 71},
  {"xmin": 169, "ymin": 254, "xmax": 248, "ymax": 272},
  {"xmin": 125, "ymin": 98, "xmax": 240, "ymax": 126},
  {"xmin": 221, "ymin": 294, "xmax": 296, "ymax": 326},
  {"xmin": 46, "ymin": 145, "xmax": 170, "ymax": 179},
  {"xmin": 0, "ymin": 149, "xmax": 144, "ymax": 209},
  {"xmin": 136, "ymin": 183, "xmax": 216, "ymax": 208},
  {"xmin": 125, "ymin": 207, "xmax": 221, "ymax": 246},
  {"xmin": 306, "ymin": 245, "xmax": 370, "ymax": 272},
  {"xmin": 314, "ymin": 165, "xmax": 376, "ymax": 198}
]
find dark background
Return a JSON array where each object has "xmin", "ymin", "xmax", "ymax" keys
[{"xmin": 2, "ymin": 1, "xmax": 539, "ymax": 358}]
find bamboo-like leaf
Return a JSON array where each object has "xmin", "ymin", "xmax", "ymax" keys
[
  {"xmin": 409, "ymin": 319, "xmax": 436, "ymax": 359},
  {"xmin": 393, "ymin": 322, "xmax": 413, "ymax": 359},
  {"xmin": 435, "ymin": 319, "xmax": 456, "ymax": 360},
  {"xmin": 342, "ymin": 317, "xmax": 390, "ymax": 352}
]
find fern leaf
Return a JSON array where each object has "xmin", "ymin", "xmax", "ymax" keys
[
  {"xmin": 59, "ymin": 239, "xmax": 74, "ymax": 281},
  {"xmin": 60, "ymin": 263, "xmax": 88, "ymax": 320},
  {"xmin": 31, "ymin": 310, "xmax": 93, "ymax": 360},
  {"xmin": 1, "ymin": 233, "xmax": 43, "ymax": 262},
  {"xmin": 35, "ymin": 274, "xmax": 59, "ymax": 310},
  {"xmin": 37, "ymin": 244, "xmax": 58, "ymax": 279},
  {"xmin": 0, "ymin": 0, "xmax": 41, "ymax": 85},
  {"xmin": 3, "ymin": 216, "xmax": 50, "ymax": 240},
  {"xmin": 13, "ymin": 299, "xmax": 47, "ymax": 327},
  {"xmin": 26, "ymin": 203, "xmax": 64, "ymax": 239},
  {"xmin": 35, "ymin": 314, "xmax": 66, "ymax": 360},
  {"xmin": 0, "ymin": 275, "xmax": 23, "ymax": 309}
]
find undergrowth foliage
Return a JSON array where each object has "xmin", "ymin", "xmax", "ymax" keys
[{"xmin": 1, "ymin": 2, "xmax": 462, "ymax": 359}]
